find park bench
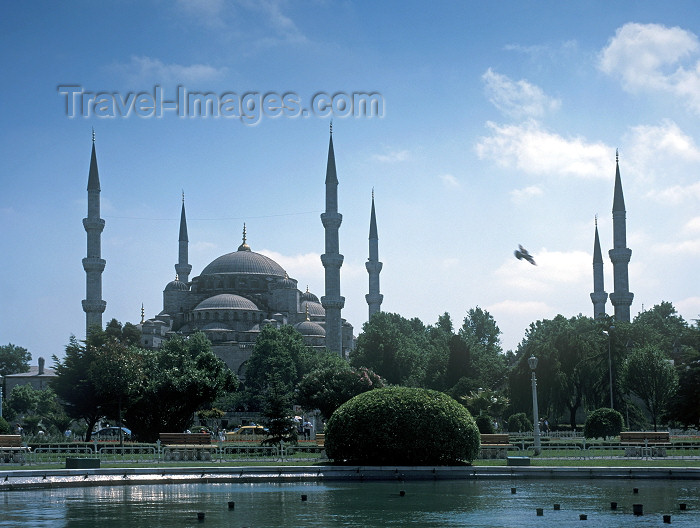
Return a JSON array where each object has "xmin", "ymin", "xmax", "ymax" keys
[
  {"xmin": 159, "ymin": 432, "xmax": 215, "ymax": 461},
  {"xmin": 620, "ymin": 431, "xmax": 671, "ymax": 457},
  {"xmin": 479, "ymin": 433, "xmax": 513, "ymax": 459},
  {"xmin": 0, "ymin": 435, "xmax": 30, "ymax": 464}
]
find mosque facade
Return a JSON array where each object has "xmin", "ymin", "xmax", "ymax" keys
[{"xmin": 82, "ymin": 129, "xmax": 383, "ymax": 376}]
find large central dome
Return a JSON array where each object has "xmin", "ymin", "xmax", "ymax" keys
[
  {"xmin": 200, "ymin": 226, "xmax": 287, "ymax": 277},
  {"xmin": 200, "ymin": 249, "xmax": 286, "ymax": 277}
]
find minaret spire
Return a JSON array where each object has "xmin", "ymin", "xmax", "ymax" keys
[
  {"xmin": 366, "ymin": 189, "xmax": 383, "ymax": 318},
  {"xmin": 320, "ymin": 126, "xmax": 345, "ymax": 355},
  {"xmin": 608, "ymin": 151, "xmax": 634, "ymax": 321},
  {"xmin": 82, "ymin": 132, "xmax": 107, "ymax": 335},
  {"xmin": 590, "ymin": 215, "xmax": 608, "ymax": 318},
  {"xmin": 175, "ymin": 192, "xmax": 192, "ymax": 282}
]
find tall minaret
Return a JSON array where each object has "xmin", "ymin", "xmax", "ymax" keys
[
  {"xmin": 608, "ymin": 150, "xmax": 634, "ymax": 322},
  {"xmin": 175, "ymin": 192, "xmax": 192, "ymax": 283},
  {"xmin": 590, "ymin": 216, "xmax": 607, "ymax": 318},
  {"xmin": 82, "ymin": 130, "xmax": 107, "ymax": 335},
  {"xmin": 365, "ymin": 189, "xmax": 383, "ymax": 318},
  {"xmin": 320, "ymin": 123, "xmax": 345, "ymax": 355}
]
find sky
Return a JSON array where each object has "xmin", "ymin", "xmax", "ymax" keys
[{"xmin": 2, "ymin": 1, "xmax": 700, "ymax": 362}]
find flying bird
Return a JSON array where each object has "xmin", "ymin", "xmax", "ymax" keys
[{"xmin": 514, "ymin": 245, "xmax": 536, "ymax": 265}]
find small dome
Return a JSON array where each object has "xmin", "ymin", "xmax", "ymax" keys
[
  {"xmin": 165, "ymin": 279, "xmax": 189, "ymax": 292},
  {"xmin": 301, "ymin": 288, "xmax": 319, "ymax": 303},
  {"xmin": 275, "ymin": 273, "xmax": 297, "ymax": 290},
  {"xmin": 294, "ymin": 320, "xmax": 326, "ymax": 337},
  {"xmin": 301, "ymin": 300, "xmax": 325, "ymax": 317},
  {"xmin": 194, "ymin": 294, "xmax": 259, "ymax": 311}
]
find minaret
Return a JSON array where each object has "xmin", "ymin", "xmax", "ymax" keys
[
  {"xmin": 608, "ymin": 150, "xmax": 634, "ymax": 322},
  {"xmin": 365, "ymin": 189, "xmax": 383, "ymax": 318},
  {"xmin": 320, "ymin": 123, "xmax": 345, "ymax": 355},
  {"xmin": 82, "ymin": 130, "xmax": 107, "ymax": 335},
  {"xmin": 175, "ymin": 192, "xmax": 192, "ymax": 282},
  {"xmin": 590, "ymin": 216, "xmax": 607, "ymax": 318}
]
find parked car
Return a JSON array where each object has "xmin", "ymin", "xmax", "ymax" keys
[
  {"xmin": 93, "ymin": 427, "xmax": 132, "ymax": 441},
  {"xmin": 226, "ymin": 425, "xmax": 269, "ymax": 441}
]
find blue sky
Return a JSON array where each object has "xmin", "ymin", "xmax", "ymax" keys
[{"xmin": 2, "ymin": 1, "xmax": 700, "ymax": 361}]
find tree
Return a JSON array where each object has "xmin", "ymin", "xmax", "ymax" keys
[
  {"xmin": 506, "ymin": 412, "xmax": 532, "ymax": 433},
  {"xmin": 52, "ymin": 335, "xmax": 105, "ymax": 441},
  {"xmin": 621, "ymin": 345, "xmax": 679, "ymax": 431},
  {"xmin": 584, "ymin": 407, "xmax": 624, "ymax": 439},
  {"xmin": 245, "ymin": 325, "xmax": 310, "ymax": 393},
  {"xmin": 125, "ymin": 332, "xmax": 236, "ymax": 441},
  {"xmin": 350, "ymin": 312, "xmax": 429, "ymax": 386},
  {"xmin": 667, "ymin": 352, "xmax": 700, "ymax": 428},
  {"xmin": 459, "ymin": 307, "xmax": 506, "ymax": 389},
  {"xmin": 0, "ymin": 343, "xmax": 31, "ymax": 377},
  {"xmin": 260, "ymin": 372, "xmax": 297, "ymax": 444},
  {"xmin": 296, "ymin": 364, "xmax": 384, "ymax": 419}
]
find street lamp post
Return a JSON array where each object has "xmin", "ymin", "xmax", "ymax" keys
[
  {"xmin": 602, "ymin": 326, "xmax": 615, "ymax": 409},
  {"xmin": 528, "ymin": 356, "xmax": 541, "ymax": 456}
]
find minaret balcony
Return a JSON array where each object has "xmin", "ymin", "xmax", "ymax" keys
[
  {"xmin": 82, "ymin": 257, "xmax": 106, "ymax": 272},
  {"xmin": 321, "ymin": 296, "xmax": 345, "ymax": 310},
  {"xmin": 609, "ymin": 291, "xmax": 634, "ymax": 305},
  {"xmin": 82, "ymin": 299, "xmax": 107, "ymax": 313},
  {"xmin": 365, "ymin": 261, "xmax": 383, "ymax": 273},
  {"xmin": 82, "ymin": 217, "xmax": 105, "ymax": 231},
  {"xmin": 321, "ymin": 212, "xmax": 343, "ymax": 229},
  {"xmin": 321, "ymin": 253, "xmax": 345, "ymax": 267},
  {"xmin": 608, "ymin": 247, "xmax": 631, "ymax": 263}
]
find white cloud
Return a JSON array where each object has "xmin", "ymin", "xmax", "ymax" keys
[
  {"xmin": 653, "ymin": 239, "xmax": 700, "ymax": 255},
  {"xmin": 440, "ymin": 173, "xmax": 460, "ymax": 188},
  {"xmin": 482, "ymin": 68, "xmax": 561, "ymax": 119},
  {"xmin": 683, "ymin": 217, "xmax": 700, "ymax": 234},
  {"xmin": 174, "ymin": 0, "xmax": 226, "ymax": 28},
  {"xmin": 510, "ymin": 185, "xmax": 543, "ymax": 204},
  {"xmin": 112, "ymin": 56, "xmax": 227, "ymax": 84},
  {"xmin": 494, "ymin": 249, "xmax": 590, "ymax": 291},
  {"xmin": 475, "ymin": 120, "xmax": 610, "ymax": 178},
  {"xmin": 372, "ymin": 149, "xmax": 410, "ymax": 163},
  {"xmin": 646, "ymin": 181, "xmax": 700, "ymax": 205},
  {"xmin": 626, "ymin": 120, "xmax": 700, "ymax": 164},
  {"xmin": 599, "ymin": 23, "xmax": 700, "ymax": 113}
]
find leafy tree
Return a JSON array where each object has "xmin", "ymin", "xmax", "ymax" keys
[
  {"xmin": 52, "ymin": 335, "xmax": 105, "ymax": 441},
  {"xmin": 103, "ymin": 318, "xmax": 142, "ymax": 347},
  {"xmin": 0, "ymin": 343, "xmax": 31, "ymax": 377},
  {"xmin": 6, "ymin": 384, "xmax": 39, "ymax": 416},
  {"xmin": 668, "ymin": 354, "xmax": 700, "ymax": 428},
  {"xmin": 458, "ymin": 388, "xmax": 509, "ymax": 422},
  {"xmin": 125, "ymin": 332, "xmax": 236, "ymax": 441},
  {"xmin": 260, "ymin": 371, "xmax": 297, "ymax": 444},
  {"xmin": 297, "ymin": 364, "xmax": 384, "ymax": 419},
  {"xmin": 621, "ymin": 345, "xmax": 678, "ymax": 431},
  {"xmin": 583, "ymin": 407, "xmax": 624, "ymax": 439},
  {"xmin": 350, "ymin": 312, "xmax": 429, "ymax": 386},
  {"xmin": 0, "ymin": 416, "xmax": 10, "ymax": 434},
  {"xmin": 459, "ymin": 307, "xmax": 506, "ymax": 389},
  {"xmin": 245, "ymin": 325, "xmax": 309, "ymax": 393},
  {"xmin": 445, "ymin": 335, "xmax": 470, "ymax": 389}
]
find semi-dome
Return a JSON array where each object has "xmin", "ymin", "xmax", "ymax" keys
[
  {"xmin": 193, "ymin": 294, "xmax": 259, "ymax": 311},
  {"xmin": 294, "ymin": 320, "xmax": 326, "ymax": 337},
  {"xmin": 275, "ymin": 273, "xmax": 297, "ymax": 289}
]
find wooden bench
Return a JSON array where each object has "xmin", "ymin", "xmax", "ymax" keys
[
  {"xmin": 0, "ymin": 435, "xmax": 30, "ymax": 464},
  {"xmin": 315, "ymin": 433, "xmax": 325, "ymax": 448},
  {"xmin": 479, "ymin": 433, "xmax": 513, "ymax": 459},
  {"xmin": 620, "ymin": 431, "xmax": 670, "ymax": 457},
  {"xmin": 159, "ymin": 432, "xmax": 215, "ymax": 461}
]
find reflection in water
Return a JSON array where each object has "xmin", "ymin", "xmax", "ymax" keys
[{"xmin": 1, "ymin": 479, "xmax": 699, "ymax": 527}]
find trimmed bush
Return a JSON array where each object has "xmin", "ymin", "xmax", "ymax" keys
[
  {"xmin": 506, "ymin": 412, "xmax": 532, "ymax": 433},
  {"xmin": 475, "ymin": 414, "xmax": 495, "ymax": 434},
  {"xmin": 325, "ymin": 386, "xmax": 480, "ymax": 465},
  {"xmin": 584, "ymin": 407, "xmax": 624, "ymax": 439}
]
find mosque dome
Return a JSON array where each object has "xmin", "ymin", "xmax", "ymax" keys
[
  {"xmin": 275, "ymin": 273, "xmax": 297, "ymax": 290},
  {"xmin": 194, "ymin": 294, "xmax": 259, "ymax": 311},
  {"xmin": 200, "ymin": 224, "xmax": 286, "ymax": 278},
  {"xmin": 301, "ymin": 300, "xmax": 325, "ymax": 317},
  {"xmin": 201, "ymin": 323, "xmax": 232, "ymax": 331},
  {"xmin": 165, "ymin": 278, "xmax": 189, "ymax": 291},
  {"xmin": 294, "ymin": 320, "xmax": 326, "ymax": 337},
  {"xmin": 301, "ymin": 286, "xmax": 319, "ymax": 303}
]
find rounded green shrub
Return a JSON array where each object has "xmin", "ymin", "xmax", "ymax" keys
[
  {"xmin": 475, "ymin": 414, "xmax": 495, "ymax": 434},
  {"xmin": 325, "ymin": 386, "xmax": 480, "ymax": 465},
  {"xmin": 584, "ymin": 407, "xmax": 624, "ymax": 439},
  {"xmin": 506, "ymin": 412, "xmax": 532, "ymax": 433}
]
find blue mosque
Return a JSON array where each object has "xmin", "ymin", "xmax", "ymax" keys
[{"xmin": 81, "ymin": 128, "xmax": 384, "ymax": 375}]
